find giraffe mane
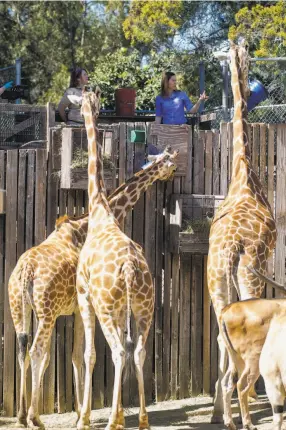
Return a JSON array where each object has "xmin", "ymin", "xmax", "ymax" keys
[{"xmin": 55, "ymin": 213, "xmax": 88, "ymax": 230}]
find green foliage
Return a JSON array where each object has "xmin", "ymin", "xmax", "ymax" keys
[
  {"xmin": 89, "ymin": 47, "xmax": 221, "ymax": 111},
  {"xmin": 229, "ymin": 1, "xmax": 286, "ymax": 58},
  {"xmin": 123, "ymin": 0, "xmax": 183, "ymax": 47}
]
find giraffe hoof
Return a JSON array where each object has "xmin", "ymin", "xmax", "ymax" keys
[
  {"xmin": 248, "ymin": 395, "xmax": 258, "ymax": 403},
  {"xmin": 77, "ymin": 419, "xmax": 90, "ymax": 430},
  {"xmin": 211, "ymin": 414, "xmax": 224, "ymax": 424},
  {"xmin": 16, "ymin": 418, "xmax": 27, "ymax": 428},
  {"xmin": 27, "ymin": 415, "xmax": 45, "ymax": 429}
]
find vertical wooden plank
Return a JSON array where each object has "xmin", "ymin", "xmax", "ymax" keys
[
  {"xmin": 203, "ymin": 255, "xmax": 210, "ymax": 395},
  {"xmin": 132, "ymin": 122, "xmax": 145, "ymax": 248},
  {"xmin": 122, "ymin": 123, "xmax": 133, "ymax": 407},
  {"xmin": 170, "ymin": 177, "xmax": 181, "ymax": 399},
  {"xmin": 144, "ymin": 184, "xmax": 156, "ymax": 404},
  {"xmin": 179, "ymin": 255, "xmax": 191, "ymax": 398},
  {"xmin": 26, "ymin": 150, "xmax": 37, "ymax": 411},
  {"xmin": 0, "ymin": 152, "xmax": 5, "ymax": 410},
  {"xmin": 44, "ymin": 141, "xmax": 58, "ymax": 414},
  {"xmin": 93, "ymin": 319, "xmax": 105, "ymax": 409},
  {"xmin": 183, "ymin": 126, "xmax": 193, "ymax": 193},
  {"xmin": 252, "ymin": 124, "xmax": 260, "ymax": 175},
  {"xmin": 193, "ymin": 131, "xmax": 205, "ymax": 194},
  {"xmin": 266, "ymin": 125, "xmax": 275, "ymax": 299},
  {"xmin": 210, "ymin": 304, "xmax": 219, "ymax": 395},
  {"xmin": 259, "ymin": 124, "xmax": 267, "ymax": 195},
  {"xmin": 205, "ymin": 131, "xmax": 213, "ymax": 195},
  {"xmin": 124, "ymin": 123, "xmax": 134, "ymax": 238},
  {"xmin": 190, "ymin": 255, "xmax": 203, "ymax": 395},
  {"xmin": 228, "ymin": 122, "xmax": 233, "ymax": 185},
  {"xmin": 3, "ymin": 150, "xmax": 18, "ymax": 416},
  {"xmin": 162, "ymin": 181, "xmax": 172, "ymax": 399},
  {"xmin": 26, "ymin": 150, "xmax": 35, "ymax": 250},
  {"xmin": 118, "ymin": 123, "xmax": 126, "ymax": 186},
  {"xmin": 56, "ymin": 190, "xmax": 66, "ymax": 413},
  {"xmin": 220, "ymin": 122, "xmax": 228, "ymax": 196},
  {"xmin": 35, "ymin": 149, "xmax": 48, "ymax": 414},
  {"xmin": 15, "ymin": 150, "xmax": 27, "ymax": 411},
  {"xmin": 34, "ymin": 150, "xmax": 47, "ymax": 245},
  {"xmin": 155, "ymin": 181, "xmax": 164, "ymax": 402},
  {"xmin": 275, "ymin": 124, "xmax": 286, "ymax": 298},
  {"xmin": 65, "ymin": 192, "xmax": 75, "ymax": 412},
  {"xmin": 212, "ymin": 131, "xmax": 220, "ymax": 195}
]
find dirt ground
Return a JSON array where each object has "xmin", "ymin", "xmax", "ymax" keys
[{"xmin": 0, "ymin": 395, "xmax": 277, "ymax": 429}]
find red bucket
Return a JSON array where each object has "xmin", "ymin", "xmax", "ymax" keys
[{"xmin": 115, "ymin": 88, "xmax": 136, "ymax": 117}]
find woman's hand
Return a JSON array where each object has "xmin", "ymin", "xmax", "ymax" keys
[{"xmin": 199, "ymin": 91, "xmax": 209, "ymax": 101}]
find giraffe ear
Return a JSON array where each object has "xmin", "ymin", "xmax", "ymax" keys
[{"xmin": 55, "ymin": 214, "xmax": 69, "ymax": 230}]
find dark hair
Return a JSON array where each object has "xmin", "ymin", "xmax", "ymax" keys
[
  {"xmin": 69, "ymin": 67, "xmax": 87, "ymax": 88},
  {"xmin": 161, "ymin": 71, "xmax": 176, "ymax": 96}
]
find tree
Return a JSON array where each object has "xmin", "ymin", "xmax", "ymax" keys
[
  {"xmin": 229, "ymin": 0, "xmax": 286, "ymax": 58},
  {"xmin": 89, "ymin": 48, "xmax": 222, "ymax": 111},
  {"xmin": 123, "ymin": 0, "xmax": 184, "ymax": 49}
]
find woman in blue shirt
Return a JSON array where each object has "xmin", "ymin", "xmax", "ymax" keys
[{"xmin": 155, "ymin": 71, "xmax": 208, "ymax": 125}]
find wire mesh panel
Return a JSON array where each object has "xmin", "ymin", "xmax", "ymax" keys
[
  {"xmin": 0, "ymin": 66, "xmax": 16, "ymax": 91},
  {"xmin": 0, "ymin": 103, "xmax": 47, "ymax": 148},
  {"xmin": 202, "ymin": 58, "xmax": 286, "ymax": 129}
]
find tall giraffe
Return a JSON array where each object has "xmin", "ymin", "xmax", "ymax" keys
[
  {"xmin": 76, "ymin": 90, "xmax": 154, "ymax": 430},
  {"xmin": 9, "ymin": 151, "xmax": 177, "ymax": 426},
  {"xmin": 207, "ymin": 42, "xmax": 276, "ymax": 422}
]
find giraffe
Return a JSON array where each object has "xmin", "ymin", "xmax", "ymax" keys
[
  {"xmin": 207, "ymin": 42, "xmax": 276, "ymax": 422},
  {"xmin": 76, "ymin": 89, "xmax": 154, "ymax": 430},
  {"xmin": 9, "ymin": 144, "xmax": 178, "ymax": 427}
]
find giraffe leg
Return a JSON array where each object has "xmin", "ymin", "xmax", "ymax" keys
[
  {"xmin": 97, "ymin": 315, "xmax": 125, "ymax": 430},
  {"xmin": 237, "ymin": 361, "xmax": 260, "ymax": 430},
  {"xmin": 39, "ymin": 337, "xmax": 52, "ymax": 389},
  {"xmin": 116, "ymin": 323, "xmax": 125, "ymax": 430},
  {"xmin": 222, "ymin": 358, "xmax": 237, "ymax": 430},
  {"xmin": 16, "ymin": 305, "xmax": 32, "ymax": 428},
  {"xmin": 134, "ymin": 331, "xmax": 150, "ymax": 430},
  {"xmin": 72, "ymin": 310, "xmax": 84, "ymax": 418},
  {"xmin": 27, "ymin": 321, "xmax": 54, "ymax": 430},
  {"xmin": 212, "ymin": 332, "xmax": 228, "ymax": 423},
  {"xmin": 77, "ymin": 295, "xmax": 96, "ymax": 430}
]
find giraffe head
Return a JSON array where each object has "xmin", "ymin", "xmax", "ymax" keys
[
  {"xmin": 145, "ymin": 146, "xmax": 178, "ymax": 181},
  {"xmin": 230, "ymin": 41, "xmax": 250, "ymax": 105},
  {"xmin": 81, "ymin": 86, "xmax": 101, "ymax": 120},
  {"xmin": 237, "ymin": 41, "xmax": 250, "ymax": 99}
]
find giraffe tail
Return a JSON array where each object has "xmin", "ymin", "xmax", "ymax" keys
[
  {"xmin": 225, "ymin": 243, "xmax": 240, "ymax": 303},
  {"xmin": 18, "ymin": 261, "xmax": 35, "ymax": 362},
  {"xmin": 122, "ymin": 261, "xmax": 136, "ymax": 385}
]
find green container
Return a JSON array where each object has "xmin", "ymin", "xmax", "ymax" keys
[{"xmin": 130, "ymin": 129, "xmax": 146, "ymax": 143}]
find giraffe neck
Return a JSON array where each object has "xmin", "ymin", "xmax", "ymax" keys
[
  {"xmin": 84, "ymin": 102, "xmax": 112, "ymax": 222},
  {"xmin": 229, "ymin": 48, "xmax": 251, "ymax": 189},
  {"xmin": 108, "ymin": 163, "xmax": 162, "ymax": 223}
]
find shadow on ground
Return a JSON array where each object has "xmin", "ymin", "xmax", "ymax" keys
[{"xmin": 0, "ymin": 395, "xmax": 273, "ymax": 429}]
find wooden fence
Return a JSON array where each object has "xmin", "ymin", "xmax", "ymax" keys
[{"xmin": 0, "ymin": 121, "xmax": 285, "ymax": 416}]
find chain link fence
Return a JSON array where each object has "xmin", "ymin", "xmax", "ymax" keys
[{"xmin": 203, "ymin": 57, "xmax": 286, "ymax": 129}]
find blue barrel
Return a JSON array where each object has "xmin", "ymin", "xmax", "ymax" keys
[{"xmin": 247, "ymin": 79, "xmax": 268, "ymax": 112}]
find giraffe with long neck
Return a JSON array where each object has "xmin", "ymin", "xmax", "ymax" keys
[
  {"xmin": 207, "ymin": 43, "xmax": 276, "ymax": 422},
  {"xmin": 9, "ymin": 133, "xmax": 177, "ymax": 427},
  {"xmin": 76, "ymin": 90, "xmax": 154, "ymax": 430}
]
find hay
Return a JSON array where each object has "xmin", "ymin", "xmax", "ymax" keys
[
  {"xmin": 181, "ymin": 216, "xmax": 213, "ymax": 234},
  {"xmin": 71, "ymin": 148, "xmax": 115, "ymax": 170}
]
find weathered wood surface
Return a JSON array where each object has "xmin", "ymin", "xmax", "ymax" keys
[
  {"xmin": 0, "ymin": 122, "xmax": 285, "ymax": 414},
  {"xmin": 149, "ymin": 124, "xmax": 190, "ymax": 176}
]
